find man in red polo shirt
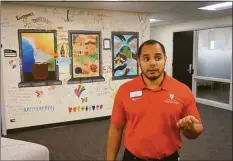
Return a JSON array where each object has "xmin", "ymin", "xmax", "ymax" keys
[{"xmin": 106, "ymin": 40, "xmax": 204, "ymax": 161}]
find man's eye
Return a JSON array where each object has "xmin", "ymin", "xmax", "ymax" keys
[
  {"xmin": 143, "ymin": 57, "xmax": 149, "ymax": 61},
  {"xmin": 155, "ymin": 57, "xmax": 161, "ymax": 61}
]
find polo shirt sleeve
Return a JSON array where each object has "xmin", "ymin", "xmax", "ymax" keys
[
  {"xmin": 181, "ymin": 88, "xmax": 202, "ymax": 124},
  {"xmin": 110, "ymin": 86, "xmax": 126, "ymax": 127}
]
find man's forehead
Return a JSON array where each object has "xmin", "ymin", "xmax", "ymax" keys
[
  {"xmin": 141, "ymin": 44, "xmax": 163, "ymax": 53},
  {"xmin": 142, "ymin": 43, "xmax": 162, "ymax": 49}
]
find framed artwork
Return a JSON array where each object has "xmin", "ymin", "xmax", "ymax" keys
[
  {"xmin": 18, "ymin": 29, "xmax": 61, "ymax": 87},
  {"xmin": 68, "ymin": 30, "xmax": 102, "ymax": 81},
  {"xmin": 112, "ymin": 31, "xmax": 139, "ymax": 80},
  {"xmin": 103, "ymin": 38, "xmax": 111, "ymax": 50}
]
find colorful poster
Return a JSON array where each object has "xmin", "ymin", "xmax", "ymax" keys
[
  {"xmin": 70, "ymin": 32, "xmax": 100, "ymax": 78},
  {"xmin": 18, "ymin": 30, "xmax": 57, "ymax": 82},
  {"xmin": 112, "ymin": 32, "xmax": 139, "ymax": 79}
]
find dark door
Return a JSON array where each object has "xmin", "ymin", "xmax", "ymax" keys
[{"xmin": 173, "ymin": 31, "xmax": 194, "ymax": 90}]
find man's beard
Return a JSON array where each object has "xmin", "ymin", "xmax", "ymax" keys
[{"xmin": 142, "ymin": 68, "xmax": 164, "ymax": 81}]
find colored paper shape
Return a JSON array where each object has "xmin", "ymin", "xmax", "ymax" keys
[
  {"xmin": 100, "ymin": 104, "xmax": 103, "ymax": 110},
  {"xmin": 81, "ymin": 97, "xmax": 88, "ymax": 103},
  {"xmin": 74, "ymin": 84, "xmax": 85, "ymax": 97},
  {"xmin": 35, "ymin": 90, "xmax": 43, "ymax": 97}
]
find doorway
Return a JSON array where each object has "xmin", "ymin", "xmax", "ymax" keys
[{"xmin": 172, "ymin": 30, "xmax": 194, "ymax": 89}]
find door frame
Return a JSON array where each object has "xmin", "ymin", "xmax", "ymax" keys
[
  {"xmin": 172, "ymin": 25, "xmax": 232, "ymax": 111},
  {"xmin": 172, "ymin": 30, "xmax": 194, "ymax": 90}
]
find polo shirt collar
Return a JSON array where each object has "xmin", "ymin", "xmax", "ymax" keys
[
  {"xmin": 160, "ymin": 72, "xmax": 170, "ymax": 91},
  {"xmin": 135, "ymin": 75, "xmax": 146, "ymax": 90},
  {"xmin": 136, "ymin": 72, "xmax": 171, "ymax": 91}
]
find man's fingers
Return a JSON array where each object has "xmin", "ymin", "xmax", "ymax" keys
[
  {"xmin": 186, "ymin": 117, "xmax": 193, "ymax": 126},
  {"xmin": 182, "ymin": 118, "xmax": 186, "ymax": 126},
  {"xmin": 176, "ymin": 121, "xmax": 180, "ymax": 128},
  {"xmin": 190, "ymin": 117, "xmax": 200, "ymax": 124},
  {"xmin": 182, "ymin": 118, "xmax": 191, "ymax": 129},
  {"xmin": 177, "ymin": 120, "xmax": 183, "ymax": 128},
  {"xmin": 177, "ymin": 117, "xmax": 195, "ymax": 130}
]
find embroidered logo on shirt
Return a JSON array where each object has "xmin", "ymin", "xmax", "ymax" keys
[
  {"xmin": 169, "ymin": 94, "xmax": 174, "ymax": 100},
  {"xmin": 164, "ymin": 93, "xmax": 179, "ymax": 104}
]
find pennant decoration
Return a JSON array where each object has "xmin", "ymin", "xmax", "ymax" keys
[
  {"xmin": 100, "ymin": 104, "xmax": 103, "ymax": 110},
  {"xmin": 68, "ymin": 104, "xmax": 104, "ymax": 113}
]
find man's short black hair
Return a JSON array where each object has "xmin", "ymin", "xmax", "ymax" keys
[{"xmin": 137, "ymin": 39, "xmax": 166, "ymax": 58}]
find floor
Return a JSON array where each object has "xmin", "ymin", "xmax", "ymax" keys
[{"xmin": 4, "ymin": 103, "xmax": 232, "ymax": 160}]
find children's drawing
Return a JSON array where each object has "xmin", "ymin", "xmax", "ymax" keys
[
  {"xmin": 69, "ymin": 31, "xmax": 100, "ymax": 78},
  {"xmin": 112, "ymin": 32, "xmax": 139, "ymax": 79},
  {"xmin": 18, "ymin": 29, "xmax": 58, "ymax": 82}
]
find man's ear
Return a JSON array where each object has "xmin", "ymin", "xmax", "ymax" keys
[
  {"xmin": 165, "ymin": 56, "xmax": 168, "ymax": 65},
  {"xmin": 137, "ymin": 57, "xmax": 141, "ymax": 67}
]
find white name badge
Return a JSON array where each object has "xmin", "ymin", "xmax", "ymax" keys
[{"xmin": 130, "ymin": 91, "xmax": 142, "ymax": 98}]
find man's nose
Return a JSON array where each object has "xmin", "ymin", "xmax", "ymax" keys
[{"xmin": 149, "ymin": 59, "xmax": 157, "ymax": 65}]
